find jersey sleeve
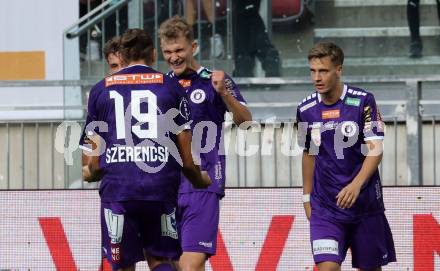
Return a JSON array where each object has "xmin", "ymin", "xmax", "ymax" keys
[
  {"xmin": 296, "ymin": 106, "xmax": 311, "ymax": 151},
  {"xmin": 362, "ymin": 93, "xmax": 385, "ymax": 141},
  {"xmin": 224, "ymin": 75, "xmax": 246, "ymax": 105},
  {"xmin": 79, "ymin": 85, "xmax": 101, "ymax": 152}
]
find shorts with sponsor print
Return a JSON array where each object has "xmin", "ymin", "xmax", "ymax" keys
[
  {"xmin": 310, "ymin": 212, "xmax": 396, "ymax": 269},
  {"xmin": 101, "ymin": 201, "xmax": 181, "ymax": 270},
  {"xmin": 177, "ymin": 191, "xmax": 220, "ymax": 255}
]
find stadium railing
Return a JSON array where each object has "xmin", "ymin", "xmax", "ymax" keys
[{"xmin": 0, "ymin": 76, "xmax": 439, "ymax": 190}]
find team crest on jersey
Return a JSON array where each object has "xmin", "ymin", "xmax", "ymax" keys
[
  {"xmin": 341, "ymin": 121, "xmax": 357, "ymax": 137},
  {"xmin": 190, "ymin": 89, "xmax": 206, "ymax": 104}
]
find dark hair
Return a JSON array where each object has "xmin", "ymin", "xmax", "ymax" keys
[
  {"xmin": 103, "ymin": 36, "xmax": 120, "ymax": 60},
  {"xmin": 308, "ymin": 42, "xmax": 344, "ymax": 66},
  {"xmin": 158, "ymin": 15, "xmax": 194, "ymax": 42},
  {"xmin": 119, "ymin": 28, "xmax": 155, "ymax": 65}
]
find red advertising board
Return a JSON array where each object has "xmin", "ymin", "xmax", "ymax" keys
[{"xmin": 0, "ymin": 188, "xmax": 438, "ymax": 270}]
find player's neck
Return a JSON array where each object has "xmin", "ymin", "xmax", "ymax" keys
[
  {"xmin": 127, "ymin": 60, "xmax": 150, "ymax": 67},
  {"xmin": 321, "ymin": 83, "xmax": 343, "ymax": 105},
  {"xmin": 181, "ymin": 59, "xmax": 201, "ymax": 76}
]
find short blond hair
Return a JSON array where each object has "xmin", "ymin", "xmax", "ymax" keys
[
  {"xmin": 308, "ymin": 42, "xmax": 344, "ymax": 66},
  {"xmin": 158, "ymin": 15, "xmax": 194, "ymax": 42}
]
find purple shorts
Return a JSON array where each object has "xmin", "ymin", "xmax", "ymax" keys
[
  {"xmin": 101, "ymin": 201, "xmax": 182, "ymax": 270},
  {"xmin": 310, "ymin": 212, "xmax": 396, "ymax": 269},
  {"xmin": 177, "ymin": 191, "xmax": 220, "ymax": 255}
]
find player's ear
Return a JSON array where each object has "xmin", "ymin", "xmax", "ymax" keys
[
  {"xmin": 336, "ymin": 64, "xmax": 343, "ymax": 77},
  {"xmin": 192, "ymin": 40, "xmax": 198, "ymax": 55}
]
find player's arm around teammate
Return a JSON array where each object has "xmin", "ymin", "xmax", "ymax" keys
[{"xmin": 177, "ymin": 129, "xmax": 212, "ymax": 189}]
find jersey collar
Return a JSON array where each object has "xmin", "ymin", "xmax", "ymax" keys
[
  {"xmin": 169, "ymin": 66, "xmax": 205, "ymax": 79},
  {"xmin": 196, "ymin": 66, "xmax": 205, "ymax": 74},
  {"xmin": 317, "ymin": 84, "xmax": 347, "ymax": 103},
  {"xmin": 119, "ymin": 64, "xmax": 151, "ymax": 71}
]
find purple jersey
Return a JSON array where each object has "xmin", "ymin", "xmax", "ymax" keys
[
  {"xmin": 168, "ymin": 67, "xmax": 247, "ymax": 196},
  {"xmin": 79, "ymin": 65, "xmax": 190, "ymax": 203},
  {"xmin": 296, "ymin": 84, "xmax": 385, "ymax": 222}
]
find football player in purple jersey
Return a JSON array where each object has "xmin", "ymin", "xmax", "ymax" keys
[
  {"xmin": 296, "ymin": 42, "xmax": 396, "ymax": 271},
  {"xmin": 158, "ymin": 16, "xmax": 252, "ymax": 271},
  {"xmin": 80, "ymin": 28, "xmax": 211, "ymax": 271}
]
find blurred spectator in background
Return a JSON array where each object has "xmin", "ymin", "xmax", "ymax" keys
[
  {"xmin": 103, "ymin": 36, "xmax": 124, "ymax": 74},
  {"xmin": 185, "ymin": 0, "xmax": 224, "ymax": 58},
  {"xmin": 407, "ymin": 0, "xmax": 440, "ymax": 58},
  {"xmin": 233, "ymin": 0, "xmax": 281, "ymax": 77}
]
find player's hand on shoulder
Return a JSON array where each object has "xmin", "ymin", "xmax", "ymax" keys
[
  {"xmin": 336, "ymin": 181, "xmax": 362, "ymax": 209},
  {"xmin": 211, "ymin": 70, "xmax": 227, "ymax": 96}
]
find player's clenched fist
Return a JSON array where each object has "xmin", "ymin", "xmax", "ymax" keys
[{"xmin": 211, "ymin": 70, "xmax": 227, "ymax": 96}]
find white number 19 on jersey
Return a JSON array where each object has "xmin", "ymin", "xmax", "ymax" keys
[{"xmin": 109, "ymin": 90, "xmax": 158, "ymax": 139}]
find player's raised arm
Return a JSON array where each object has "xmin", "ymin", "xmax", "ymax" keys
[
  {"xmin": 176, "ymin": 130, "xmax": 212, "ymax": 189},
  {"xmin": 211, "ymin": 70, "xmax": 252, "ymax": 125}
]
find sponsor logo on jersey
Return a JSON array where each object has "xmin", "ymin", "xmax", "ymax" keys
[
  {"xmin": 313, "ymin": 239, "xmax": 339, "ymax": 256},
  {"xmin": 225, "ymin": 78, "xmax": 237, "ymax": 97},
  {"xmin": 111, "ymin": 243, "xmax": 121, "ymax": 262},
  {"xmin": 161, "ymin": 208, "xmax": 178, "ymax": 239},
  {"xmin": 199, "ymin": 241, "xmax": 213, "ymax": 248},
  {"xmin": 200, "ymin": 69, "xmax": 211, "ymax": 79},
  {"xmin": 324, "ymin": 121, "xmax": 338, "ymax": 130},
  {"xmin": 322, "ymin": 109, "xmax": 340, "ymax": 120},
  {"xmin": 179, "ymin": 97, "xmax": 190, "ymax": 121},
  {"xmin": 105, "ymin": 73, "xmax": 163, "ymax": 87},
  {"xmin": 215, "ymin": 160, "xmax": 222, "ymax": 180},
  {"xmin": 375, "ymin": 181, "xmax": 382, "ymax": 200},
  {"xmin": 345, "ymin": 97, "xmax": 361, "ymax": 107},
  {"xmin": 178, "ymin": 79, "xmax": 191, "ymax": 88},
  {"xmin": 190, "ymin": 89, "xmax": 206, "ymax": 104},
  {"xmin": 364, "ymin": 106, "xmax": 372, "ymax": 131},
  {"xmin": 377, "ymin": 108, "xmax": 384, "ymax": 132}
]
